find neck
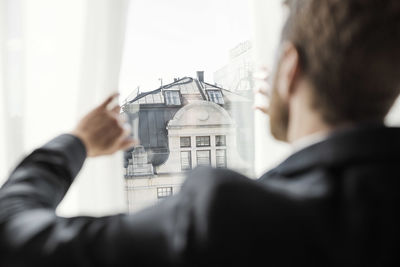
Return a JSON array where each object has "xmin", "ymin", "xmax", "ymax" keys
[{"xmin": 287, "ymin": 115, "xmax": 333, "ymax": 144}]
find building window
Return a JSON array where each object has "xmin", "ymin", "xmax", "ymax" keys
[
  {"xmin": 216, "ymin": 149, "xmax": 227, "ymax": 168},
  {"xmin": 207, "ymin": 90, "xmax": 224, "ymax": 104},
  {"xmin": 180, "ymin": 136, "xmax": 191, "ymax": 148},
  {"xmin": 157, "ymin": 187, "xmax": 173, "ymax": 199},
  {"xmin": 181, "ymin": 151, "xmax": 192, "ymax": 171},
  {"xmin": 196, "ymin": 150, "xmax": 211, "ymax": 166},
  {"xmin": 164, "ymin": 90, "xmax": 181, "ymax": 105},
  {"xmin": 196, "ymin": 136, "xmax": 210, "ymax": 147},
  {"xmin": 215, "ymin": 135, "xmax": 226, "ymax": 146}
]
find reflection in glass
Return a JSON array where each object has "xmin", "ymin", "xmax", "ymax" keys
[{"xmin": 122, "ymin": 75, "xmax": 254, "ymax": 212}]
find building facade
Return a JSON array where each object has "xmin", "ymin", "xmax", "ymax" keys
[{"xmin": 122, "ymin": 74, "xmax": 251, "ymax": 212}]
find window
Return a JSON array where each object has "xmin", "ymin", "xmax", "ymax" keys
[
  {"xmin": 180, "ymin": 136, "xmax": 191, "ymax": 148},
  {"xmin": 157, "ymin": 187, "xmax": 173, "ymax": 199},
  {"xmin": 165, "ymin": 90, "xmax": 181, "ymax": 105},
  {"xmin": 196, "ymin": 150, "xmax": 211, "ymax": 167},
  {"xmin": 180, "ymin": 151, "xmax": 192, "ymax": 170},
  {"xmin": 216, "ymin": 135, "xmax": 226, "ymax": 146},
  {"xmin": 196, "ymin": 136, "xmax": 210, "ymax": 147},
  {"xmin": 216, "ymin": 149, "xmax": 227, "ymax": 168},
  {"xmin": 207, "ymin": 90, "xmax": 224, "ymax": 104},
  {"xmin": 120, "ymin": 0, "xmax": 257, "ymax": 212}
]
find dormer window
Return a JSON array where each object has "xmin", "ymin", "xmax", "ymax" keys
[
  {"xmin": 207, "ymin": 90, "xmax": 224, "ymax": 104},
  {"xmin": 164, "ymin": 90, "xmax": 181, "ymax": 105}
]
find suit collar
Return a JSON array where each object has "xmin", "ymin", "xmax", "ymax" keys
[{"xmin": 272, "ymin": 123, "xmax": 400, "ymax": 176}]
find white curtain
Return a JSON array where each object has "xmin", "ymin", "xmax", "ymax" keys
[{"xmin": 0, "ymin": 0, "xmax": 130, "ymax": 216}]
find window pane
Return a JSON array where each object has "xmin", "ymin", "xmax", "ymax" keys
[
  {"xmin": 196, "ymin": 150, "xmax": 211, "ymax": 166},
  {"xmin": 216, "ymin": 135, "xmax": 226, "ymax": 146},
  {"xmin": 196, "ymin": 136, "xmax": 210, "ymax": 147},
  {"xmin": 181, "ymin": 151, "xmax": 192, "ymax": 170},
  {"xmin": 216, "ymin": 149, "xmax": 227, "ymax": 168},
  {"xmin": 157, "ymin": 187, "xmax": 173, "ymax": 199},
  {"xmin": 207, "ymin": 90, "xmax": 224, "ymax": 104},
  {"xmin": 165, "ymin": 91, "xmax": 181, "ymax": 105},
  {"xmin": 120, "ymin": 0, "xmax": 256, "ymax": 213},
  {"xmin": 180, "ymin": 137, "xmax": 191, "ymax": 147}
]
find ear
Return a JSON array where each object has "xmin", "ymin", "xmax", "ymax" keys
[{"xmin": 276, "ymin": 42, "xmax": 301, "ymax": 101}]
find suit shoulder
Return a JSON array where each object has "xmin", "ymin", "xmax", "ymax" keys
[{"xmin": 182, "ymin": 167, "xmax": 251, "ymax": 193}]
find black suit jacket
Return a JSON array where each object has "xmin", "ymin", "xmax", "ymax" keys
[{"xmin": 0, "ymin": 124, "xmax": 399, "ymax": 266}]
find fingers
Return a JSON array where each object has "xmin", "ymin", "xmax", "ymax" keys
[
  {"xmin": 254, "ymin": 104, "xmax": 269, "ymax": 114},
  {"xmin": 253, "ymin": 67, "xmax": 271, "ymax": 97},
  {"xmin": 99, "ymin": 92, "xmax": 120, "ymax": 110},
  {"xmin": 111, "ymin": 105, "xmax": 121, "ymax": 114},
  {"xmin": 111, "ymin": 128, "xmax": 136, "ymax": 153},
  {"xmin": 254, "ymin": 83, "xmax": 270, "ymax": 97},
  {"xmin": 119, "ymin": 138, "xmax": 138, "ymax": 151},
  {"xmin": 253, "ymin": 66, "xmax": 271, "ymax": 115}
]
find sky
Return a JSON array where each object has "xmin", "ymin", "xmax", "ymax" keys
[{"xmin": 118, "ymin": 0, "xmax": 252, "ymax": 101}]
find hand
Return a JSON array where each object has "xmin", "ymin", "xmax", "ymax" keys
[
  {"xmin": 71, "ymin": 93, "xmax": 137, "ymax": 157},
  {"xmin": 253, "ymin": 67, "xmax": 271, "ymax": 115}
]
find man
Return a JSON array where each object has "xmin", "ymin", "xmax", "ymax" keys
[{"xmin": 1, "ymin": 0, "xmax": 400, "ymax": 266}]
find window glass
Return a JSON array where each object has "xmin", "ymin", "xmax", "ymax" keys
[
  {"xmin": 165, "ymin": 91, "xmax": 181, "ymax": 105},
  {"xmin": 120, "ymin": 0, "xmax": 256, "ymax": 213},
  {"xmin": 216, "ymin": 135, "xmax": 226, "ymax": 146},
  {"xmin": 180, "ymin": 151, "xmax": 192, "ymax": 171},
  {"xmin": 207, "ymin": 90, "xmax": 224, "ymax": 104},
  {"xmin": 157, "ymin": 187, "xmax": 173, "ymax": 199},
  {"xmin": 216, "ymin": 149, "xmax": 227, "ymax": 168},
  {"xmin": 196, "ymin": 136, "xmax": 210, "ymax": 147},
  {"xmin": 180, "ymin": 137, "xmax": 191, "ymax": 147},
  {"xmin": 196, "ymin": 150, "xmax": 211, "ymax": 167}
]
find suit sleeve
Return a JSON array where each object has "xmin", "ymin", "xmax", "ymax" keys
[
  {"xmin": 0, "ymin": 134, "xmax": 218, "ymax": 266},
  {"xmin": 0, "ymin": 134, "xmax": 273, "ymax": 266}
]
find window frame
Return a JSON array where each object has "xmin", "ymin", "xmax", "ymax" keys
[
  {"xmin": 180, "ymin": 136, "xmax": 191, "ymax": 148},
  {"xmin": 207, "ymin": 90, "xmax": 224, "ymax": 104},
  {"xmin": 196, "ymin": 136, "xmax": 211, "ymax": 147},
  {"xmin": 216, "ymin": 149, "xmax": 227, "ymax": 168},
  {"xmin": 215, "ymin": 135, "xmax": 226, "ymax": 146},
  {"xmin": 164, "ymin": 90, "xmax": 181, "ymax": 106},
  {"xmin": 157, "ymin": 187, "xmax": 173, "ymax": 199},
  {"xmin": 196, "ymin": 150, "xmax": 211, "ymax": 167},
  {"xmin": 180, "ymin": 151, "xmax": 192, "ymax": 171}
]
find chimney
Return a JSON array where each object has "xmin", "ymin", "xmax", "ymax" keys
[{"xmin": 197, "ymin": 71, "xmax": 204, "ymax": 83}]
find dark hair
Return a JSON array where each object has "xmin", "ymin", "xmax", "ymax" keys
[{"xmin": 282, "ymin": 0, "xmax": 400, "ymax": 124}]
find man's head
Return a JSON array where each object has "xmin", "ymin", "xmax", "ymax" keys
[{"xmin": 269, "ymin": 0, "xmax": 400, "ymax": 142}]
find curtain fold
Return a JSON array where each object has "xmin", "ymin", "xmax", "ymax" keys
[
  {"xmin": 0, "ymin": 0, "xmax": 130, "ymax": 216},
  {"xmin": 59, "ymin": 0, "xmax": 130, "ymax": 216}
]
